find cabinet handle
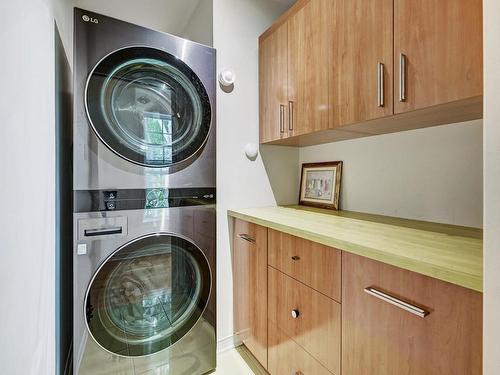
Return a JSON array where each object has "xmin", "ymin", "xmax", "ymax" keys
[
  {"xmin": 377, "ymin": 62, "xmax": 385, "ymax": 107},
  {"xmin": 84, "ymin": 227, "xmax": 123, "ymax": 237},
  {"xmin": 364, "ymin": 287, "xmax": 429, "ymax": 318},
  {"xmin": 291, "ymin": 255, "xmax": 300, "ymax": 261},
  {"xmin": 399, "ymin": 53, "xmax": 407, "ymax": 102},
  {"xmin": 279, "ymin": 104, "xmax": 285, "ymax": 133},
  {"xmin": 291, "ymin": 372, "xmax": 303, "ymax": 375},
  {"xmin": 288, "ymin": 101, "xmax": 294, "ymax": 131},
  {"xmin": 291, "ymin": 309, "xmax": 300, "ymax": 319},
  {"xmin": 237, "ymin": 233, "xmax": 256, "ymax": 244}
]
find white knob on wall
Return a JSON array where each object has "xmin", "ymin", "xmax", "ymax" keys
[
  {"xmin": 244, "ymin": 143, "xmax": 259, "ymax": 160},
  {"xmin": 218, "ymin": 69, "xmax": 236, "ymax": 87}
]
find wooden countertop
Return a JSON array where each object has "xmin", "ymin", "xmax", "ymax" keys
[{"xmin": 227, "ymin": 206, "xmax": 483, "ymax": 292}]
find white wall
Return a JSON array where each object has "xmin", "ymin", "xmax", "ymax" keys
[
  {"xmin": 483, "ymin": 0, "xmax": 500, "ymax": 371},
  {"xmin": 213, "ymin": 0, "xmax": 297, "ymax": 345},
  {"xmin": 0, "ymin": 0, "xmax": 70, "ymax": 373},
  {"xmin": 183, "ymin": 0, "xmax": 213, "ymax": 46},
  {"xmin": 300, "ymin": 120, "xmax": 483, "ymax": 227}
]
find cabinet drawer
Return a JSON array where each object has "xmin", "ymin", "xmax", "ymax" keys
[
  {"xmin": 268, "ymin": 229, "xmax": 341, "ymax": 301},
  {"xmin": 342, "ymin": 253, "xmax": 482, "ymax": 375},
  {"xmin": 268, "ymin": 267, "xmax": 341, "ymax": 374},
  {"xmin": 233, "ymin": 219, "xmax": 268, "ymax": 368},
  {"xmin": 268, "ymin": 323, "xmax": 332, "ymax": 375}
]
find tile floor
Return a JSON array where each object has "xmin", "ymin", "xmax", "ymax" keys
[{"xmin": 213, "ymin": 349, "xmax": 256, "ymax": 375}]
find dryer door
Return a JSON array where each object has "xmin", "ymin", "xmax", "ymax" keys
[
  {"xmin": 85, "ymin": 234, "xmax": 211, "ymax": 357},
  {"xmin": 85, "ymin": 46, "xmax": 212, "ymax": 168}
]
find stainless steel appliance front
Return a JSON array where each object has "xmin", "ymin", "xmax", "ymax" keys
[
  {"xmin": 73, "ymin": 8, "xmax": 216, "ymax": 190},
  {"xmin": 73, "ymin": 206, "xmax": 216, "ymax": 375}
]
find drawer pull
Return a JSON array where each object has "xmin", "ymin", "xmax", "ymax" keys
[
  {"xmin": 291, "ymin": 309, "xmax": 300, "ymax": 319},
  {"xmin": 364, "ymin": 287, "xmax": 429, "ymax": 318},
  {"xmin": 291, "ymin": 255, "xmax": 301, "ymax": 261},
  {"xmin": 292, "ymin": 372, "xmax": 303, "ymax": 375},
  {"xmin": 237, "ymin": 233, "xmax": 256, "ymax": 244}
]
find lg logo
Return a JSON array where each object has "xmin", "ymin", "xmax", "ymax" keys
[{"xmin": 82, "ymin": 15, "xmax": 98, "ymax": 24}]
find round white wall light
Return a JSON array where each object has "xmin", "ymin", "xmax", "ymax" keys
[
  {"xmin": 218, "ymin": 69, "xmax": 236, "ymax": 87},
  {"xmin": 244, "ymin": 143, "xmax": 259, "ymax": 160}
]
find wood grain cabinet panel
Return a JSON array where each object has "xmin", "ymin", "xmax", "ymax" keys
[
  {"xmin": 330, "ymin": 0, "xmax": 394, "ymax": 127},
  {"xmin": 259, "ymin": 22, "xmax": 288, "ymax": 143},
  {"xmin": 342, "ymin": 253, "xmax": 482, "ymax": 375},
  {"xmin": 287, "ymin": 0, "xmax": 332, "ymax": 136},
  {"xmin": 232, "ymin": 219, "xmax": 268, "ymax": 368},
  {"xmin": 268, "ymin": 323, "xmax": 332, "ymax": 375},
  {"xmin": 268, "ymin": 267, "xmax": 341, "ymax": 375},
  {"xmin": 394, "ymin": 0, "xmax": 483, "ymax": 113},
  {"xmin": 268, "ymin": 229, "xmax": 341, "ymax": 302}
]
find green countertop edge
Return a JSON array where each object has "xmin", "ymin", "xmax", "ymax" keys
[{"xmin": 227, "ymin": 208, "xmax": 483, "ymax": 293}]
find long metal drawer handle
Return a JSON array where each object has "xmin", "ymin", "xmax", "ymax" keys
[
  {"xmin": 279, "ymin": 104, "xmax": 285, "ymax": 133},
  {"xmin": 84, "ymin": 227, "xmax": 123, "ymax": 237},
  {"xmin": 364, "ymin": 287, "xmax": 429, "ymax": 318},
  {"xmin": 377, "ymin": 62, "xmax": 385, "ymax": 107},
  {"xmin": 288, "ymin": 101, "xmax": 294, "ymax": 131},
  {"xmin": 399, "ymin": 53, "xmax": 407, "ymax": 102},
  {"xmin": 237, "ymin": 233, "xmax": 256, "ymax": 244}
]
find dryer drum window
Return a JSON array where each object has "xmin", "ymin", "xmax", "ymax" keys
[
  {"xmin": 85, "ymin": 46, "xmax": 212, "ymax": 168},
  {"xmin": 85, "ymin": 234, "xmax": 211, "ymax": 357}
]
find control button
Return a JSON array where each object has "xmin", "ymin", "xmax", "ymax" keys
[
  {"xmin": 106, "ymin": 202, "xmax": 116, "ymax": 210},
  {"xmin": 104, "ymin": 190, "xmax": 117, "ymax": 200},
  {"xmin": 77, "ymin": 243, "xmax": 87, "ymax": 255}
]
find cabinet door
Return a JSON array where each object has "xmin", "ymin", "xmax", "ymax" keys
[
  {"xmin": 330, "ymin": 0, "xmax": 393, "ymax": 126},
  {"xmin": 394, "ymin": 0, "xmax": 483, "ymax": 113},
  {"xmin": 233, "ymin": 219, "xmax": 268, "ymax": 368},
  {"xmin": 287, "ymin": 0, "xmax": 331, "ymax": 136},
  {"xmin": 268, "ymin": 267, "xmax": 341, "ymax": 374},
  {"xmin": 268, "ymin": 323, "xmax": 332, "ymax": 375},
  {"xmin": 342, "ymin": 253, "xmax": 482, "ymax": 375},
  {"xmin": 268, "ymin": 229, "xmax": 341, "ymax": 302},
  {"xmin": 259, "ymin": 23, "xmax": 288, "ymax": 143}
]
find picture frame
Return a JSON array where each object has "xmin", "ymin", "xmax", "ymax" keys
[{"xmin": 299, "ymin": 161, "xmax": 343, "ymax": 210}]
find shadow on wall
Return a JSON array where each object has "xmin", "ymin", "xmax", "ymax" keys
[
  {"xmin": 259, "ymin": 145, "xmax": 300, "ymax": 206},
  {"xmin": 55, "ymin": 22, "xmax": 73, "ymax": 375}
]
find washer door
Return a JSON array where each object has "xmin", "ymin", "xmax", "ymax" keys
[
  {"xmin": 85, "ymin": 234, "xmax": 211, "ymax": 357},
  {"xmin": 85, "ymin": 46, "xmax": 212, "ymax": 168}
]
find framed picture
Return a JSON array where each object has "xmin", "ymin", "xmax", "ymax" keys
[{"xmin": 299, "ymin": 161, "xmax": 343, "ymax": 210}]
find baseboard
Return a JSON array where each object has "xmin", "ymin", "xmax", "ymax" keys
[{"xmin": 217, "ymin": 334, "xmax": 242, "ymax": 354}]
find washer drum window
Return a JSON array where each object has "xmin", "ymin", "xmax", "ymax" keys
[
  {"xmin": 85, "ymin": 46, "xmax": 212, "ymax": 168},
  {"xmin": 85, "ymin": 234, "xmax": 211, "ymax": 357}
]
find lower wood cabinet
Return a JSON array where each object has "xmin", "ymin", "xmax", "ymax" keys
[
  {"xmin": 268, "ymin": 229, "xmax": 341, "ymax": 302},
  {"xmin": 268, "ymin": 323, "xmax": 332, "ymax": 375},
  {"xmin": 232, "ymin": 220, "xmax": 482, "ymax": 375},
  {"xmin": 342, "ymin": 253, "xmax": 482, "ymax": 375},
  {"xmin": 268, "ymin": 266, "xmax": 341, "ymax": 374},
  {"xmin": 232, "ymin": 219, "xmax": 268, "ymax": 368}
]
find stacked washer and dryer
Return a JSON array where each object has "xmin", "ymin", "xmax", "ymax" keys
[{"xmin": 72, "ymin": 8, "xmax": 216, "ymax": 375}]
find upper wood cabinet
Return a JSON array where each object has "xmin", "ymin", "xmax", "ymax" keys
[
  {"xmin": 232, "ymin": 219, "xmax": 268, "ymax": 368},
  {"xmin": 331, "ymin": 0, "xmax": 394, "ymax": 126},
  {"xmin": 259, "ymin": 0, "xmax": 331, "ymax": 143},
  {"xmin": 259, "ymin": 23, "xmax": 288, "ymax": 143},
  {"xmin": 394, "ymin": 0, "xmax": 483, "ymax": 113},
  {"xmin": 342, "ymin": 253, "xmax": 482, "ymax": 375},
  {"xmin": 287, "ymin": 0, "xmax": 331, "ymax": 136},
  {"xmin": 259, "ymin": 0, "xmax": 483, "ymax": 146}
]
